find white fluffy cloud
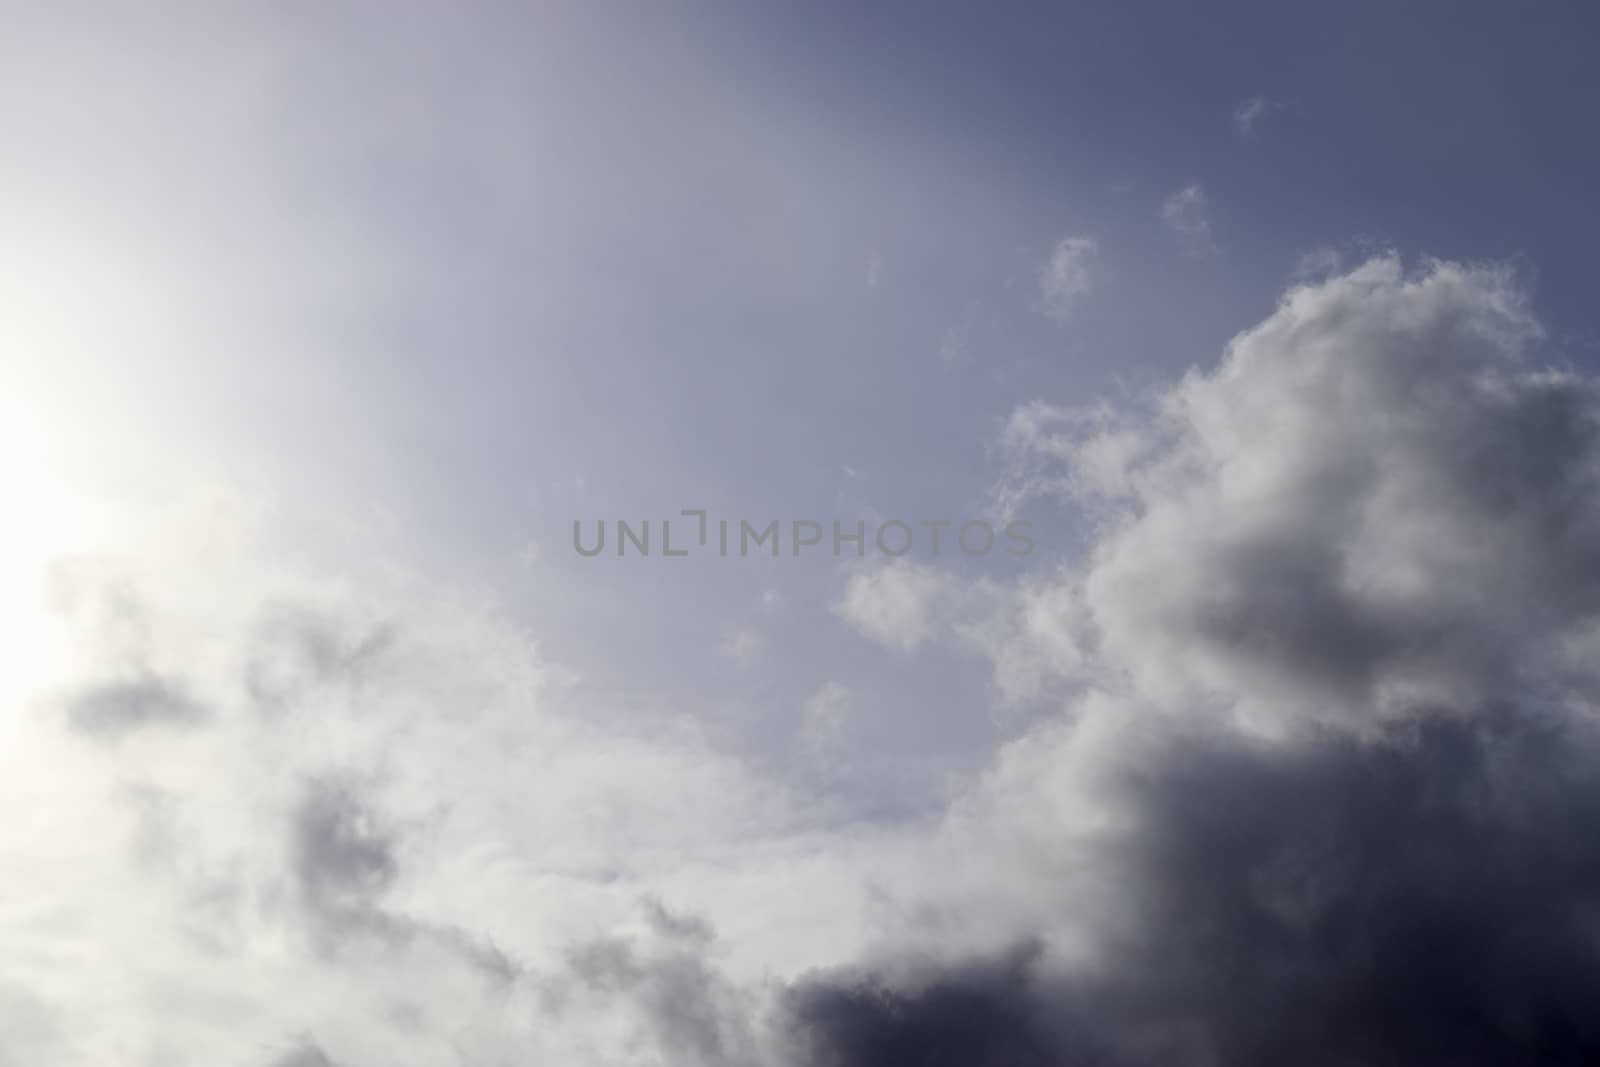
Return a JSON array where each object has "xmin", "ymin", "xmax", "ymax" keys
[{"xmin": 995, "ymin": 256, "xmax": 1592, "ymax": 733}]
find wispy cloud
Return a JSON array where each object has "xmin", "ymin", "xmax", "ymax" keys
[
  {"xmin": 832, "ymin": 560, "xmax": 962, "ymax": 653},
  {"xmin": 1232, "ymin": 94, "xmax": 1283, "ymax": 140},
  {"xmin": 1161, "ymin": 184, "xmax": 1218, "ymax": 256},
  {"xmin": 1037, "ymin": 235, "xmax": 1099, "ymax": 322}
]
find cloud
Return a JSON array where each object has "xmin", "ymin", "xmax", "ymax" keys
[
  {"xmin": 719, "ymin": 625, "xmax": 767, "ymax": 663},
  {"xmin": 1038, "ymin": 235, "xmax": 1099, "ymax": 322},
  {"xmin": 785, "ymin": 708, "xmax": 1600, "ymax": 1066},
  {"xmin": 19, "ymin": 255, "xmax": 1600, "ymax": 1066},
  {"xmin": 1010, "ymin": 256, "xmax": 1573, "ymax": 730},
  {"xmin": 984, "ymin": 255, "xmax": 1593, "ymax": 730},
  {"xmin": 643, "ymin": 896, "xmax": 716, "ymax": 946},
  {"xmin": 1232, "ymin": 94, "xmax": 1282, "ymax": 140},
  {"xmin": 1161, "ymin": 185, "xmax": 1216, "ymax": 256},
  {"xmin": 290, "ymin": 776, "xmax": 400, "ymax": 945},
  {"xmin": 832, "ymin": 561, "xmax": 964, "ymax": 653},
  {"xmin": 0, "ymin": 983, "xmax": 64, "ymax": 1066},
  {"xmin": 62, "ymin": 673, "xmax": 207, "ymax": 737},
  {"xmin": 0, "ymin": 506, "xmax": 880, "ymax": 1064},
  {"xmin": 796, "ymin": 255, "xmax": 1600, "ymax": 1065},
  {"xmin": 783, "ymin": 944, "xmax": 1077, "ymax": 1066},
  {"xmin": 1292, "ymin": 245, "xmax": 1343, "ymax": 281},
  {"xmin": 264, "ymin": 1042, "xmax": 342, "ymax": 1067},
  {"xmin": 244, "ymin": 604, "xmax": 395, "ymax": 714},
  {"xmin": 833, "ymin": 558, "xmax": 1091, "ymax": 709},
  {"xmin": 939, "ymin": 323, "xmax": 969, "ymax": 368},
  {"xmin": 561, "ymin": 928, "xmax": 758, "ymax": 1067},
  {"xmin": 799, "ymin": 681, "xmax": 854, "ymax": 773},
  {"xmin": 992, "ymin": 398, "xmax": 1152, "ymax": 518}
]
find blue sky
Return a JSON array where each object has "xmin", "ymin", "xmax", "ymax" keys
[{"xmin": 7, "ymin": 5, "xmax": 1600, "ymax": 1063}]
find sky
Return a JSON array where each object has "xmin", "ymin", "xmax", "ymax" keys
[{"xmin": 5, "ymin": 4, "xmax": 1600, "ymax": 1064}]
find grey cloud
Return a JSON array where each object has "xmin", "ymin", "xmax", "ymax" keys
[
  {"xmin": 287, "ymin": 773, "xmax": 529, "ymax": 986},
  {"xmin": 264, "ymin": 1041, "xmax": 341, "ymax": 1067},
  {"xmin": 561, "ymin": 929, "xmax": 758, "ymax": 1067},
  {"xmin": 290, "ymin": 776, "xmax": 399, "ymax": 943},
  {"xmin": 246, "ymin": 604, "xmax": 395, "ymax": 713},
  {"xmin": 48, "ymin": 569, "xmax": 211, "ymax": 738},
  {"xmin": 783, "ymin": 709, "xmax": 1600, "ymax": 1066},
  {"xmin": 644, "ymin": 896, "xmax": 717, "ymax": 946},
  {"xmin": 0, "ymin": 984, "xmax": 64, "ymax": 1067},
  {"xmin": 784, "ymin": 944, "xmax": 1089, "ymax": 1067},
  {"xmin": 424, "ymin": 922, "xmax": 524, "ymax": 987},
  {"xmin": 64, "ymin": 673, "xmax": 207, "ymax": 737}
]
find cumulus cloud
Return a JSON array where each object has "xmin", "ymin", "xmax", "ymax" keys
[
  {"xmin": 1161, "ymin": 185, "xmax": 1217, "ymax": 256},
  {"xmin": 1038, "ymin": 235, "xmax": 1099, "ymax": 322},
  {"xmin": 793, "ymin": 255, "xmax": 1600, "ymax": 1065},
  {"xmin": 1012, "ymin": 256, "xmax": 1582, "ymax": 730}
]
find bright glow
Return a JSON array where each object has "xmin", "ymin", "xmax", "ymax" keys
[{"xmin": 0, "ymin": 409, "xmax": 91, "ymax": 711}]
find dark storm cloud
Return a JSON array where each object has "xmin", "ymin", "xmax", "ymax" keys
[
  {"xmin": 784, "ymin": 943, "xmax": 1090, "ymax": 1067},
  {"xmin": 783, "ymin": 709, "xmax": 1600, "ymax": 1066},
  {"xmin": 1092, "ymin": 710, "xmax": 1600, "ymax": 1066}
]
